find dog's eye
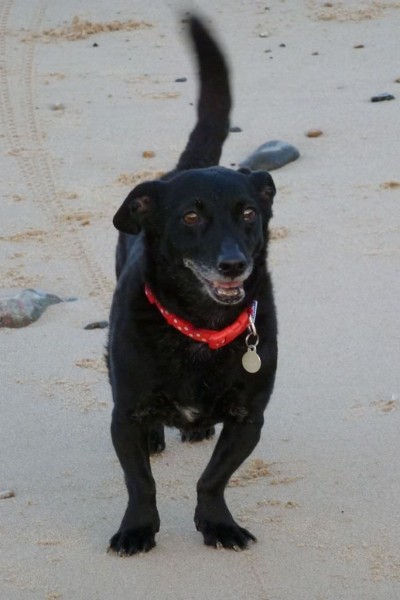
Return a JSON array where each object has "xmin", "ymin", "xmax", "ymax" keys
[
  {"xmin": 183, "ymin": 211, "xmax": 201, "ymax": 225},
  {"xmin": 242, "ymin": 208, "xmax": 256, "ymax": 222}
]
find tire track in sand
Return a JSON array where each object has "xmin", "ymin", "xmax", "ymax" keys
[{"xmin": 0, "ymin": 0, "xmax": 112, "ymax": 312}]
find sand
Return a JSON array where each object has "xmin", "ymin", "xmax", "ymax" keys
[{"xmin": 1, "ymin": 0, "xmax": 399, "ymax": 598}]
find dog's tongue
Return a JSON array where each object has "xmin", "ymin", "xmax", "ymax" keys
[{"xmin": 214, "ymin": 280, "xmax": 242, "ymax": 289}]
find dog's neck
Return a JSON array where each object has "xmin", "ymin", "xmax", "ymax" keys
[{"xmin": 144, "ymin": 284, "xmax": 256, "ymax": 349}]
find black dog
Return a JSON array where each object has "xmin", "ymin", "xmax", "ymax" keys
[{"xmin": 107, "ymin": 16, "xmax": 277, "ymax": 555}]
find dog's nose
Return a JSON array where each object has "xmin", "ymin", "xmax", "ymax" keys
[{"xmin": 217, "ymin": 249, "xmax": 247, "ymax": 278}]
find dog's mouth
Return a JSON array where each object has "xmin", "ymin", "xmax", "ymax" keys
[
  {"xmin": 208, "ymin": 279, "xmax": 245, "ymax": 303},
  {"xmin": 183, "ymin": 259, "xmax": 249, "ymax": 305}
]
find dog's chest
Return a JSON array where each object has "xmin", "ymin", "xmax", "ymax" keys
[
  {"xmin": 176, "ymin": 405, "xmax": 201, "ymax": 423},
  {"xmin": 127, "ymin": 324, "xmax": 254, "ymax": 427},
  {"xmin": 144, "ymin": 357, "xmax": 249, "ymax": 428}
]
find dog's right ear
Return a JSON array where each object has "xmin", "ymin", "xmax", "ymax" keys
[{"xmin": 113, "ymin": 181, "xmax": 164, "ymax": 235}]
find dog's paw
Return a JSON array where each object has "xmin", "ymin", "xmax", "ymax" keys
[
  {"xmin": 149, "ymin": 424, "xmax": 166, "ymax": 454},
  {"xmin": 108, "ymin": 526, "xmax": 156, "ymax": 556},
  {"xmin": 180, "ymin": 426, "xmax": 215, "ymax": 443},
  {"xmin": 197, "ymin": 520, "xmax": 256, "ymax": 551}
]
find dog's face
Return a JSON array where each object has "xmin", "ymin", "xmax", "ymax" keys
[{"xmin": 113, "ymin": 167, "xmax": 275, "ymax": 305}]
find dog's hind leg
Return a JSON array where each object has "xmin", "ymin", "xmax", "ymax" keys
[
  {"xmin": 194, "ymin": 419, "xmax": 263, "ymax": 550},
  {"xmin": 180, "ymin": 425, "xmax": 215, "ymax": 443},
  {"xmin": 149, "ymin": 422, "xmax": 166, "ymax": 454},
  {"xmin": 109, "ymin": 408, "xmax": 160, "ymax": 555},
  {"xmin": 176, "ymin": 16, "xmax": 231, "ymax": 171}
]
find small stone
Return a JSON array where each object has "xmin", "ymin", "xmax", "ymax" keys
[
  {"xmin": 259, "ymin": 32, "xmax": 270, "ymax": 38},
  {"xmin": 50, "ymin": 103, "xmax": 65, "ymax": 111},
  {"xmin": 93, "ymin": 42, "xmax": 99, "ymax": 47},
  {"xmin": 395, "ymin": 78, "xmax": 400, "ymax": 84},
  {"xmin": 279, "ymin": 43, "xmax": 286, "ymax": 48},
  {"xmin": 371, "ymin": 92, "xmax": 395, "ymax": 102},
  {"xmin": 312, "ymin": 52, "xmax": 319, "ymax": 56},
  {"xmin": 84, "ymin": 321, "xmax": 109, "ymax": 330},
  {"xmin": 175, "ymin": 77, "xmax": 187, "ymax": 83},
  {"xmin": 380, "ymin": 181, "xmax": 400, "ymax": 190},
  {"xmin": 285, "ymin": 501, "xmax": 299, "ymax": 509},
  {"xmin": 306, "ymin": 129, "xmax": 323, "ymax": 138},
  {"xmin": 0, "ymin": 289, "xmax": 76, "ymax": 328},
  {"xmin": 353, "ymin": 44, "xmax": 364, "ymax": 49},
  {"xmin": 142, "ymin": 150, "xmax": 155, "ymax": 158},
  {"xmin": 240, "ymin": 140, "xmax": 300, "ymax": 171},
  {"xmin": 230, "ymin": 126, "xmax": 242, "ymax": 133},
  {"xmin": 0, "ymin": 490, "xmax": 15, "ymax": 499}
]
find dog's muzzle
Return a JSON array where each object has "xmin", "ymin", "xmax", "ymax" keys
[{"xmin": 183, "ymin": 259, "xmax": 252, "ymax": 305}]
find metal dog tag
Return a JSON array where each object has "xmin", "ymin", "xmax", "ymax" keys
[
  {"xmin": 242, "ymin": 346, "xmax": 261, "ymax": 373},
  {"xmin": 242, "ymin": 309, "xmax": 261, "ymax": 373}
]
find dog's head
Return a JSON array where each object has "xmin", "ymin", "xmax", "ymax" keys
[{"xmin": 113, "ymin": 167, "xmax": 275, "ymax": 306}]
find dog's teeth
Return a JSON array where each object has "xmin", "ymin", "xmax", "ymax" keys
[{"xmin": 216, "ymin": 287, "xmax": 241, "ymax": 297}]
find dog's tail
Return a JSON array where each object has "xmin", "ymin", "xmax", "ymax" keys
[{"xmin": 176, "ymin": 16, "xmax": 231, "ymax": 170}]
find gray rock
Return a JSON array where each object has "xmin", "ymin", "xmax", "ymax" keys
[
  {"xmin": 84, "ymin": 320, "xmax": 109, "ymax": 330},
  {"xmin": 240, "ymin": 140, "xmax": 300, "ymax": 171},
  {"xmin": 371, "ymin": 92, "xmax": 395, "ymax": 102},
  {"xmin": 0, "ymin": 289, "xmax": 76, "ymax": 328}
]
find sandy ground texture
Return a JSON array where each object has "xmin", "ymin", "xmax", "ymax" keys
[{"xmin": 1, "ymin": 0, "xmax": 400, "ymax": 598}]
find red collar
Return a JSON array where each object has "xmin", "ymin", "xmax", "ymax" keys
[{"xmin": 144, "ymin": 285, "xmax": 254, "ymax": 350}]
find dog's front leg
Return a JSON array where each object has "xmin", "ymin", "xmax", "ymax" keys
[
  {"xmin": 109, "ymin": 408, "xmax": 160, "ymax": 556},
  {"xmin": 195, "ymin": 418, "xmax": 262, "ymax": 550}
]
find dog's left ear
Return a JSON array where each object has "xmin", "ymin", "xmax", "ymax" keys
[
  {"xmin": 239, "ymin": 169, "xmax": 276, "ymax": 205},
  {"xmin": 113, "ymin": 180, "xmax": 164, "ymax": 234}
]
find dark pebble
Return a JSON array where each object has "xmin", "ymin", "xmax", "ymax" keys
[
  {"xmin": 93, "ymin": 43, "xmax": 99, "ymax": 47},
  {"xmin": 371, "ymin": 93, "xmax": 395, "ymax": 102},
  {"xmin": 175, "ymin": 77, "xmax": 187, "ymax": 83},
  {"xmin": 84, "ymin": 321, "xmax": 109, "ymax": 330},
  {"xmin": 230, "ymin": 126, "xmax": 242, "ymax": 133},
  {"xmin": 240, "ymin": 140, "xmax": 300, "ymax": 171}
]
